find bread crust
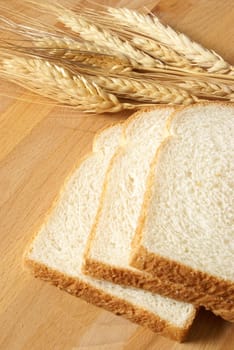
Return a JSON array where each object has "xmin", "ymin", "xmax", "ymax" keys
[
  {"xmin": 130, "ymin": 102, "xmax": 234, "ymax": 322},
  {"xmin": 25, "ymin": 258, "xmax": 195, "ymax": 342},
  {"xmin": 83, "ymin": 256, "xmax": 233, "ymax": 320},
  {"xmin": 131, "ymin": 246, "xmax": 234, "ymax": 322}
]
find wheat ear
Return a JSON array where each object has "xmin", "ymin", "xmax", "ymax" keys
[
  {"xmin": 131, "ymin": 37, "xmax": 203, "ymax": 73},
  {"xmin": 1, "ymin": 56, "xmax": 133, "ymax": 113},
  {"xmin": 90, "ymin": 75, "xmax": 198, "ymax": 105},
  {"xmin": 34, "ymin": 36, "xmax": 133, "ymax": 73},
  {"xmin": 179, "ymin": 80, "xmax": 234, "ymax": 99},
  {"xmin": 57, "ymin": 10, "xmax": 163, "ymax": 69},
  {"xmin": 108, "ymin": 7, "xmax": 234, "ymax": 75}
]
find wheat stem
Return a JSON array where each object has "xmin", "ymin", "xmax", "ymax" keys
[
  {"xmin": 0, "ymin": 56, "xmax": 133, "ymax": 113},
  {"xmin": 58, "ymin": 10, "xmax": 163, "ymax": 69},
  {"xmin": 108, "ymin": 8, "xmax": 234, "ymax": 75}
]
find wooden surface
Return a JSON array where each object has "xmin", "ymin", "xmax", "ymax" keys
[{"xmin": 0, "ymin": 1, "xmax": 234, "ymax": 349}]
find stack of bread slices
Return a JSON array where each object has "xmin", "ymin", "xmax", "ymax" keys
[{"xmin": 25, "ymin": 102, "xmax": 234, "ymax": 342}]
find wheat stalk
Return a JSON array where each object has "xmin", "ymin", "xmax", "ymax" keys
[
  {"xmin": 124, "ymin": 67, "xmax": 234, "ymax": 100},
  {"xmin": 179, "ymin": 80, "xmax": 234, "ymax": 98},
  {"xmin": 108, "ymin": 7, "xmax": 234, "ymax": 75},
  {"xmin": 131, "ymin": 37, "xmax": 203, "ymax": 72},
  {"xmin": 0, "ymin": 56, "xmax": 134, "ymax": 113},
  {"xmin": 90, "ymin": 75, "xmax": 198, "ymax": 105},
  {"xmin": 2, "ymin": 44, "xmax": 132, "ymax": 74},
  {"xmin": 57, "ymin": 10, "xmax": 164, "ymax": 69},
  {"xmin": 31, "ymin": 48, "xmax": 132, "ymax": 74},
  {"xmin": 34, "ymin": 36, "xmax": 133, "ymax": 73}
]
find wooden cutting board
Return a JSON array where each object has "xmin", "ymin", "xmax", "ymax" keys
[{"xmin": 0, "ymin": 1, "xmax": 233, "ymax": 349}]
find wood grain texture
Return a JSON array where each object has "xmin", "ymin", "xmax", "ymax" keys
[{"xmin": 0, "ymin": 1, "xmax": 233, "ymax": 349}]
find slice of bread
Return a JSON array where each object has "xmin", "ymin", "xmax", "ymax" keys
[
  {"xmin": 130, "ymin": 103, "xmax": 234, "ymax": 322},
  {"xmin": 25, "ymin": 117, "xmax": 196, "ymax": 342},
  {"xmin": 84, "ymin": 107, "xmax": 175, "ymax": 286}
]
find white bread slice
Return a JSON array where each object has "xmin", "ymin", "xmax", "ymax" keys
[
  {"xmin": 25, "ymin": 118, "xmax": 196, "ymax": 342},
  {"xmin": 130, "ymin": 103, "xmax": 234, "ymax": 322},
  {"xmin": 84, "ymin": 107, "xmax": 174, "ymax": 283}
]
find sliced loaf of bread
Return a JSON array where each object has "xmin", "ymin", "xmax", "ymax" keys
[
  {"xmin": 130, "ymin": 103, "xmax": 234, "ymax": 322},
  {"xmin": 25, "ymin": 118, "xmax": 196, "ymax": 341}
]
